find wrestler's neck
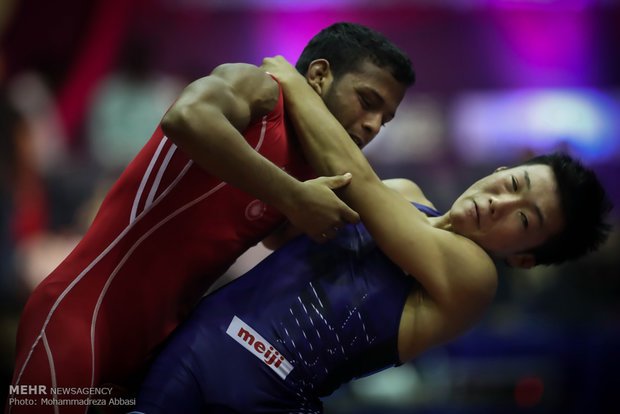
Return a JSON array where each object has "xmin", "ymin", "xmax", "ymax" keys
[{"xmin": 428, "ymin": 214, "xmax": 452, "ymax": 232}]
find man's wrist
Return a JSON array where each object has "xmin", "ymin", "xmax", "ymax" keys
[
  {"xmin": 278, "ymin": 72, "xmax": 308, "ymax": 96},
  {"xmin": 261, "ymin": 175, "xmax": 304, "ymax": 215}
]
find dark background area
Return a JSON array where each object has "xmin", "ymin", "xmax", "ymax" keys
[{"xmin": 1, "ymin": 0, "xmax": 619, "ymax": 412}]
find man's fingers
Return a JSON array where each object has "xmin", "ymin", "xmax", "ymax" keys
[
  {"xmin": 311, "ymin": 232, "xmax": 331, "ymax": 243},
  {"xmin": 342, "ymin": 206, "xmax": 361, "ymax": 225},
  {"xmin": 314, "ymin": 228, "xmax": 337, "ymax": 243},
  {"xmin": 311, "ymin": 173, "xmax": 360, "ymax": 225},
  {"xmin": 294, "ymin": 173, "xmax": 360, "ymax": 242},
  {"xmin": 305, "ymin": 173, "xmax": 352, "ymax": 190},
  {"xmin": 260, "ymin": 56, "xmax": 275, "ymax": 69},
  {"xmin": 322, "ymin": 173, "xmax": 353, "ymax": 190},
  {"xmin": 260, "ymin": 55, "xmax": 290, "ymax": 73},
  {"xmin": 315, "ymin": 214, "xmax": 359, "ymax": 243}
]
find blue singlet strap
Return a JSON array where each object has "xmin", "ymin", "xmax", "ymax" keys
[{"xmin": 411, "ymin": 202, "xmax": 441, "ymax": 217}]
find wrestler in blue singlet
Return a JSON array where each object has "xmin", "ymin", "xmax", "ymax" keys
[{"xmin": 133, "ymin": 203, "xmax": 440, "ymax": 413}]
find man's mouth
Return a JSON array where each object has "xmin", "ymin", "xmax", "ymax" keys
[
  {"xmin": 473, "ymin": 200, "xmax": 480, "ymax": 227},
  {"xmin": 349, "ymin": 134, "xmax": 362, "ymax": 148}
]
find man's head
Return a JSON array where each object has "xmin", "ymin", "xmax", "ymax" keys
[
  {"xmin": 296, "ymin": 22, "xmax": 415, "ymax": 148},
  {"xmin": 296, "ymin": 22, "xmax": 415, "ymax": 86},
  {"xmin": 448, "ymin": 153, "xmax": 612, "ymax": 268}
]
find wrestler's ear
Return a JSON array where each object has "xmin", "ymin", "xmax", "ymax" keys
[
  {"xmin": 306, "ymin": 59, "xmax": 333, "ymax": 95},
  {"xmin": 505, "ymin": 253, "xmax": 535, "ymax": 269}
]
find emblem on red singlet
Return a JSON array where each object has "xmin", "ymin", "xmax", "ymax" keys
[{"xmin": 245, "ymin": 199, "xmax": 267, "ymax": 221}]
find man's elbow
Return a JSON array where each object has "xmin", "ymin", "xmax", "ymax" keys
[
  {"xmin": 161, "ymin": 101, "xmax": 196, "ymax": 144},
  {"xmin": 161, "ymin": 80, "xmax": 207, "ymax": 141},
  {"xmin": 161, "ymin": 105, "xmax": 180, "ymax": 137}
]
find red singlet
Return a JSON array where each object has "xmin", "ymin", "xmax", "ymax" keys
[{"xmin": 8, "ymin": 84, "xmax": 313, "ymax": 413}]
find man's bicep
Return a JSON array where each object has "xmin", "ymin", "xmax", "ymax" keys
[
  {"xmin": 210, "ymin": 63, "xmax": 280, "ymax": 128},
  {"xmin": 164, "ymin": 63, "xmax": 279, "ymax": 135}
]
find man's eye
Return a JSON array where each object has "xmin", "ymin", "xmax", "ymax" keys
[
  {"xmin": 520, "ymin": 212, "xmax": 529, "ymax": 229},
  {"xmin": 512, "ymin": 176, "xmax": 518, "ymax": 192}
]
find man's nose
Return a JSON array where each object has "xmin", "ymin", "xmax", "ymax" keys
[
  {"xmin": 362, "ymin": 113, "xmax": 382, "ymax": 138},
  {"xmin": 490, "ymin": 195, "xmax": 522, "ymax": 216}
]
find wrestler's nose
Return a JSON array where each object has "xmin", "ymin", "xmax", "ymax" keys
[{"xmin": 361, "ymin": 113, "xmax": 382, "ymax": 140}]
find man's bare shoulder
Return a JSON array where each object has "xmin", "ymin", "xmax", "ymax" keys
[
  {"xmin": 207, "ymin": 62, "xmax": 280, "ymax": 117},
  {"xmin": 210, "ymin": 63, "xmax": 276, "ymax": 89},
  {"xmin": 382, "ymin": 178, "xmax": 436, "ymax": 208}
]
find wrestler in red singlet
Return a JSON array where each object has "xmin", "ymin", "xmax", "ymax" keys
[{"xmin": 8, "ymin": 85, "xmax": 313, "ymax": 413}]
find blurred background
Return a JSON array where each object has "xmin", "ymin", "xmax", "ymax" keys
[{"xmin": 1, "ymin": 0, "xmax": 619, "ymax": 412}]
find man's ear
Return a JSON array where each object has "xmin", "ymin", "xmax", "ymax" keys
[
  {"xmin": 505, "ymin": 253, "xmax": 536, "ymax": 269},
  {"xmin": 306, "ymin": 59, "xmax": 332, "ymax": 95}
]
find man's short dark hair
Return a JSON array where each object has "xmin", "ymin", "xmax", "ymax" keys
[
  {"xmin": 295, "ymin": 22, "xmax": 415, "ymax": 87},
  {"xmin": 516, "ymin": 153, "xmax": 612, "ymax": 266}
]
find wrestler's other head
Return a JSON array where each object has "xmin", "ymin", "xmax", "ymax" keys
[{"xmin": 448, "ymin": 152, "xmax": 612, "ymax": 268}]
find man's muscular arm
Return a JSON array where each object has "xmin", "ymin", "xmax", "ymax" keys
[
  {"xmin": 161, "ymin": 63, "xmax": 359, "ymax": 242},
  {"xmin": 262, "ymin": 56, "xmax": 497, "ymax": 345}
]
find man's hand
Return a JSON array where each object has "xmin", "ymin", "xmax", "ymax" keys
[
  {"xmin": 279, "ymin": 173, "xmax": 360, "ymax": 243},
  {"xmin": 260, "ymin": 56, "xmax": 303, "ymax": 87}
]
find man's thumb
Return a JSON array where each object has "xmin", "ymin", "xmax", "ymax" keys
[{"xmin": 327, "ymin": 172, "xmax": 353, "ymax": 189}]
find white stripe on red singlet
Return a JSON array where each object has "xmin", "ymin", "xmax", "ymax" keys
[
  {"xmin": 130, "ymin": 137, "xmax": 168, "ymax": 224},
  {"xmin": 42, "ymin": 332, "xmax": 59, "ymax": 414},
  {"xmin": 144, "ymin": 144, "xmax": 177, "ymax": 211}
]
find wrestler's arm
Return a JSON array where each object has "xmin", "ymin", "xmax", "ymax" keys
[
  {"xmin": 161, "ymin": 63, "xmax": 359, "ymax": 242},
  {"xmin": 262, "ymin": 57, "xmax": 496, "ymax": 345},
  {"xmin": 261, "ymin": 178, "xmax": 431, "ymax": 250}
]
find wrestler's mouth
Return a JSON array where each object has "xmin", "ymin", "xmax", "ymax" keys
[
  {"xmin": 349, "ymin": 134, "xmax": 363, "ymax": 148},
  {"xmin": 473, "ymin": 200, "xmax": 480, "ymax": 227}
]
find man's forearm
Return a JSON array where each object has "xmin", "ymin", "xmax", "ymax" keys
[
  {"xmin": 280, "ymin": 77, "xmax": 377, "ymax": 183},
  {"xmin": 162, "ymin": 102, "xmax": 304, "ymax": 213}
]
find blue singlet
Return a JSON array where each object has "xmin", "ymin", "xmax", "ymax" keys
[{"xmin": 133, "ymin": 203, "xmax": 440, "ymax": 413}]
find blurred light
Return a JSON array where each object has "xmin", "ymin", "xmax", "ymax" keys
[
  {"xmin": 348, "ymin": 363, "xmax": 421, "ymax": 405},
  {"xmin": 167, "ymin": 0, "xmax": 408, "ymax": 10},
  {"xmin": 491, "ymin": 0, "xmax": 596, "ymax": 10},
  {"xmin": 492, "ymin": 9, "xmax": 596, "ymax": 86},
  {"xmin": 514, "ymin": 375, "xmax": 544, "ymax": 407},
  {"xmin": 365, "ymin": 95, "xmax": 446, "ymax": 163},
  {"xmin": 166, "ymin": 0, "xmax": 607, "ymax": 10},
  {"xmin": 252, "ymin": 15, "xmax": 344, "ymax": 63},
  {"xmin": 452, "ymin": 89, "xmax": 620, "ymax": 163}
]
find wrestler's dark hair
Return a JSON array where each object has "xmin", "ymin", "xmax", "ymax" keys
[
  {"xmin": 514, "ymin": 153, "xmax": 612, "ymax": 266},
  {"xmin": 295, "ymin": 22, "xmax": 415, "ymax": 87}
]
